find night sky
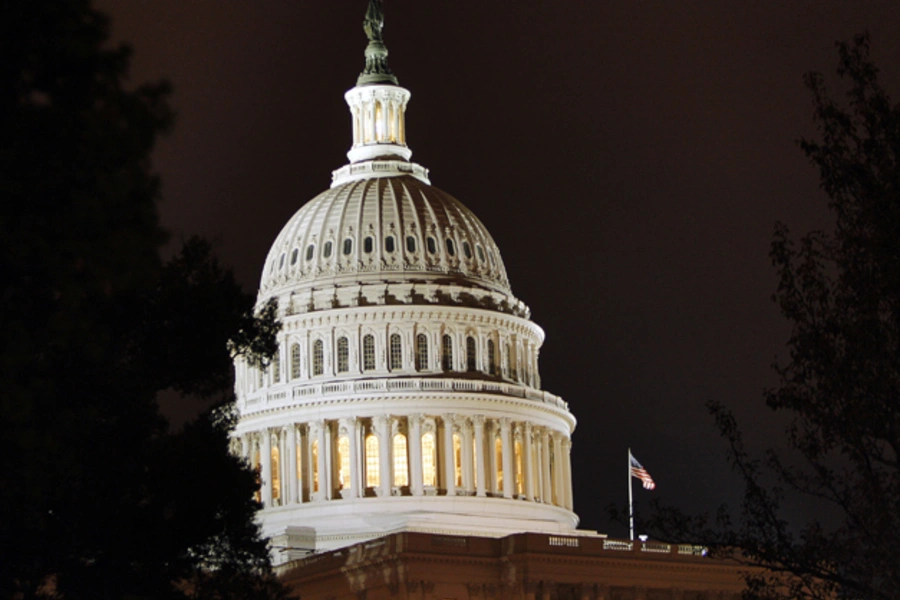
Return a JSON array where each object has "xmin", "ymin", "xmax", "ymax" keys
[{"xmin": 97, "ymin": 1, "xmax": 900, "ymax": 537}]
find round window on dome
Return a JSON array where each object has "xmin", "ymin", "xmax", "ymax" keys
[
  {"xmin": 406, "ymin": 236, "xmax": 416, "ymax": 253},
  {"xmin": 364, "ymin": 236, "xmax": 374, "ymax": 254},
  {"xmin": 445, "ymin": 238, "xmax": 455, "ymax": 257},
  {"xmin": 385, "ymin": 236, "xmax": 395, "ymax": 253},
  {"xmin": 290, "ymin": 248, "xmax": 299, "ymax": 265},
  {"xmin": 462, "ymin": 241, "xmax": 472, "ymax": 259},
  {"xmin": 427, "ymin": 237, "xmax": 437, "ymax": 254},
  {"xmin": 477, "ymin": 245, "xmax": 485, "ymax": 262},
  {"xmin": 306, "ymin": 244, "xmax": 315, "ymax": 261},
  {"xmin": 323, "ymin": 241, "xmax": 333, "ymax": 258},
  {"xmin": 343, "ymin": 238, "xmax": 353, "ymax": 256}
]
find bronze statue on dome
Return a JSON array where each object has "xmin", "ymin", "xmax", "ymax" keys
[{"xmin": 363, "ymin": 0, "xmax": 385, "ymax": 43}]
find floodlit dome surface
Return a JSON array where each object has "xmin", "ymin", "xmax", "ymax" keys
[{"xmin": 260, "ymin": 175, "xmax": 511, "ymax": 298}]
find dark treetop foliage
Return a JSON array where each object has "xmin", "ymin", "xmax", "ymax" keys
[
  {"xmin": 0, "ymin": 1, "xmax": 289, "ymax": 598},
  {"xmin": 646, "ymin": 34, "xmax": 900, "ymax": 600}
]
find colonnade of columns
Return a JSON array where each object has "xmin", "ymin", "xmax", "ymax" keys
[
  {"xmin": 235, "ymin": 414, "xmax": 574, "ymax": 513},
  {"xmin": 350, "ymin": 94, "xmax": 407, "ymax": 146}
]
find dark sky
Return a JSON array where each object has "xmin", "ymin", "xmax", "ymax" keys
[{"xmin": 97, "ymin": 1, "xmax": 900, "ymax": 537}]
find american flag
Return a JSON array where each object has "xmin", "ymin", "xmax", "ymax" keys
[{"xmin": 629, "ymin": 453, "xmax": 656, "ymax": 490}]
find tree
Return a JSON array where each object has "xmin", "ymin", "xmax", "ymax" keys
[
  {"xmin": 648, "ymin": 34, "xmax": 900, "ymax": 600},
  {"xmin": 0, "ymin": 1, "xmax": 289, "ymax": 598}
]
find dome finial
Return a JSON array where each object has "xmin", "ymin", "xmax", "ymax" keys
[{"xmin": 358, "ymin": 0, "xmax": 398, "ymax": 86}]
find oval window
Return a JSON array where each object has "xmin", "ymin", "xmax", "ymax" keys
[
  {"xmin": 427, "ymin": 237, "xmax": 437, "ymax": 254},
  {"xmin": 306, "ymin": 244, "xmax": 315, "ymax": 261},
  {"xmin": 385, "ymin": 236, "xmax": 395, "ymax": 253},
  {"xmin": 446, "ymin": 238, "xmax": 455, "ymax": 257},
  {"xmin": 406, "ymin": 236, "xmax": 416, "ymax": 253},
  {"xmin": 290, "ymin": 248, "xmax": 299, "ymax": 265},
  {"xmin": 364, "ymin": 236, "xmax": 374, "ymax": 253},
  {"xmin": 343, "ymin": 238, "xmax": 353, "ymax": 255},
  {"xmin": 323, "ymin": 241, "xmax": 333, "ymax": 258},
  {"xmin": 279, "ymin": 253, "xmax": 285, "ymax": 268},
  {"xmin": 462, "ymin": 241, "xmax": 472, "ymax": 259},
  {"xmin": 477, "ymin": 245, "xmax": 485, "ymax": 262}
]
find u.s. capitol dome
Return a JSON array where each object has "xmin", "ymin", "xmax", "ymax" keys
[{"xmin": 233, "ymin": 3, "xmax": 578, "ymax": 563}]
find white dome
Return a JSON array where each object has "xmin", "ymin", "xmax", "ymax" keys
[{"xmin": 260, "ymin": 175, "xmax": 511, "ymax": 299}]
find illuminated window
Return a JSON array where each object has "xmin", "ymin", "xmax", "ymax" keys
[
  {"xmin": 427, "ymin": 237, "xmax": 437, "ymax": 254},
  {"xmin": 306, "ymin": 244, "xmax": 315, "ymax": 261},
  {"xmin": 271, "ymin": 444, "xmax": 281, "ymax": 502},
  {"xmin": 442, "ymin": 334, "xmax": 453, "ymax": 371},
  {"xmin": 311, "ymin": 440, "xmax": 319, "ymax": 493},
  {"xmin": 365, "ymin": 434, "xmax": 380, "ymax": 488},
  {"xmin": 343, "ymin": 238, "xmax": 353, "ymax": 256},
  {"xmin": 415, "ymin": 333, "xmax": 428, "ymax": 371},
  {"xmin": 375, "ymin": 100, "xmax": 385, "ymax": 139},
  {"xmin": 291, "ymin": 343, "xmax": 301, "ymax": 380},
  {"xmin": 338, "ymin": 436, "xmax": 350, "ymax": 490},
  {"xmin": 487, "ymin": 339, "xmax": 496, "ymax": 376},
  {"xmin": 495, "ymin": 437, "xmax": 503, "ymax": 492},
  {"xmin": 389, "ymin": 333, "xmax": 402, "ymax": 370},
  {"xmin": 463, "ymin": 240, "xmax": 472, "ymax": 259},
  {"xmin": 453, "ymin": 433, "xmax": 463, "ymax": 487},
  {"xmin": 337, "ymin": 336, "xmax": 349, "ymax": 373},
  {"xmin": 291, "ymin": 248, "xmax": 299, "ymax": 265},
  {"xmin": 385, "ymin": 236, "xmax": 395, "ymax": 253},
  {"xmin": 323, "ymin": 241, "xmax": 333, "ymax": 258},
  {"xmin": 363, "ymin": 334, "xmax": 375, "ymax": 371},
  {"xmin": 393, "ymin": 434, "xmax": 408, "ymax": 487},
  {"xmin": 364, "ymin": 236, "xmax": 374, "ymax": 253},
  {"xmin": 406, "ymin": 236, "xmax": 416, "ymax": 253},
  {"xmin": 466, "ymin": 336, "xmax": 477, "ymax": 372},
  {"xmin": 446, "ymin": 238, "xmax": 455, "ymax": 256},
  {"xmin": 515, "ymin": 440, "xmax": 524, "ymax": 495},
  {"xmin": 422, "ymin": 432, "xmax": 437, "ymax": 487},
  {"xmin": 313, "ymin": 340, "xmax": 324, "ymax": 376},
  {"xmin": 272, "ymin": 349, "xmax": 281, "ymax": 382}
]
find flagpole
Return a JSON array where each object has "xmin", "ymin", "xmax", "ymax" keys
[{"xmin": 628, "ymin": 447, "xmax": 634, "ymax": 541}]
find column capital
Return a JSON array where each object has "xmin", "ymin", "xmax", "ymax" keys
[
  {"xmin": 472, "ymin": 414, "xmax": 486, "ymax": 427},
  {"xmin": 408, "ymin": 413, "xmax": 424, "ymax": 427}
]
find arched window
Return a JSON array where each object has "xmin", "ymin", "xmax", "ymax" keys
[
  {"xmin": 342, "ymin": 238, "xmax": 353, "ymax": 255},
  {"xmin": 312, "ymin": 340, "xmax": 324, "ymax": 376},
  {"xmin": 466, "ymin": 336, "xmax": 477, "ymax": 372},
  {"xmin": 427, "ymin": 237, "xmax": 437, "ymax": 254},
  {"xmin": 462, "ymin": 240, "xmax": 472, "ymax": 259},
  {"xmin": 311, "ymin": 439, "xmax": 319, "ymax": 493},
  {"xmin": 272, "ymin": 349, "xmax": 281, "ymax": 382},
  {"xmin": 453, "ymin": 433, "xmax": 463, "ymax": 487},
  {"xmin": 446, "ymin": 238, "xmax": 455, "ymax": 256},
  {"xmin": 271, "ymin": 443, "xmax": 281, "ymax": 503},
  {"xmin": 323, "ymin": 241, "xmax": 333, "ymax": 258},
  {"xmin": 487, "ymin": 339, "xmax": 496, "ymax": 376},
  {"xmin": 338, "ymin": 436, "xmax": 350, "ymax": 490},
  {"xmin": 363, "ymin": 334, "xmax": 375, "ymax": 371},
  {"xmin": 306, "ymin": 244, "xmax": 315, "ymax": 261},
  {"xmin": 393, "ymin": 434, "xmax": 409, "ymax": 487},
  {"xmin": 389, "ymin": 333, "xmax": 402, "ymax": 371},
  {"xmin": 385, "ymin": 236, "xmax": 395, "ymax": 253},
  {"xmin": 495, "ymin": 437, "xmax": 504, "ymax": 493},
  {"xmin": 290, "ymin": 248, "xmax": 299, "ymax": 265},
  {"xmin": 364, "ymin": 236, "xmax": 374, "ymax": 254},
  {"xmin": 442, "ymin": 334, "xmax": 453, "ymax": 371},
  {"xmin": 337, "ymin": 336, "xmax": 349, "ymax": 373},
  {"xmin": 291, "ymin": 343, "xmax": 301, "ymax": 380},
  {"xmin": 415, "ymin": 333, "xmax": 428, "ymax": 371},
  {"xmin": 406, "ymin": 236, "xmax": 416, "ymax": 253},
  {"xmin": 515, "ymin": 440, "xmax": 524, "ymax": 495},
  {"xmin": 365, "ymin": 434, "xmax": 380, "ymax": 488},
  {"xmin": 422, "ymin": 432, "xmax": 437, "ymax": 487}
]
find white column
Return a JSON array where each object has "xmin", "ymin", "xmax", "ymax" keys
[
  {"xmin": 375, "ymin": 416, "xmax": 391, "ymax": 497},
  {"xmin": 409, "ymin": 414, "xmax": 424, "ymax": 496},
  {"xmin": 442, "ymin": 415, "xmax": 455, "ymax": 495},
  {"xmin": 500, "ymin": 418, "xmax": 513, "ymax": 498},
  {"xmin": 461, "ymin": 418, "xmax": 474, "ymax": 493},
  {"xmin": 541, "ymin": 429, "xmax": 552, "ymax": 505},
  {"xmin": 345, "ymin": 418, "xmax": 361, "ymax": 498},
  {"xmin": 563, "ymin": 438, "xmax": 574, "ymax": 511},
  {"xmin": 473, "ymin": 415, "xmax": 486, "ymax": 497},
  {"xmin": 524, "ymin": 422, "xmax": 534, "ymax": 501},
  {"xmin": 260, "ymin": 430, "xmax": 273, "ymax": 508},
  {"xmin": 286, "ymin": 425, "xmax": 298, "ymax": 504},
  {"xmin": 552, "ymin": 432, "xmax": 563, "ymax": 506},
  {"xmin": 315, "ymin": 420, "xmax": 328, "ymax": 501},
  {"xmin": 240, "ymin": 434, "xmax": 249, "ymax": 463}
]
